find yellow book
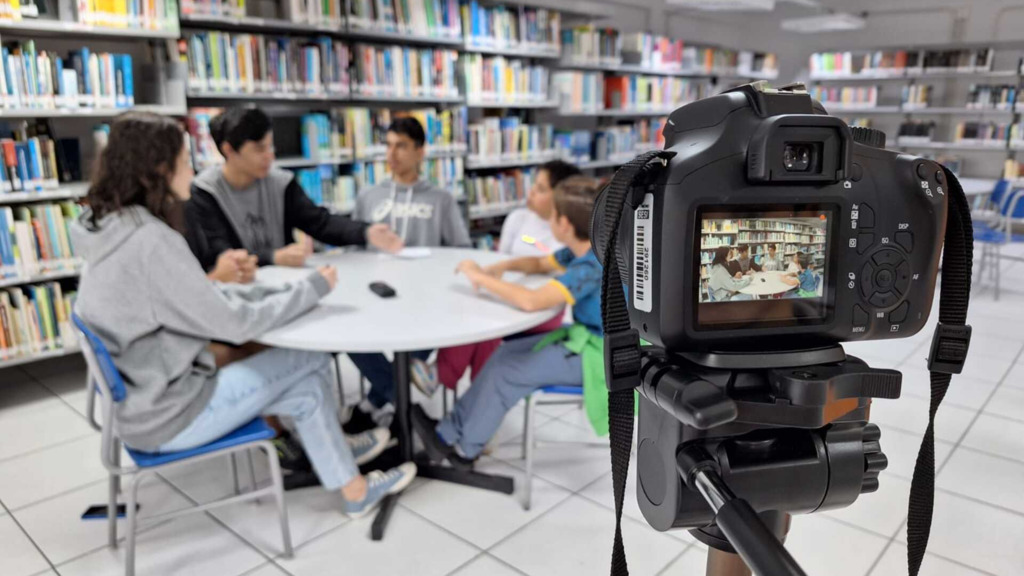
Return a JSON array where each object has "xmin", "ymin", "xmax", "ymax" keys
[
  {"xmin": 114, "ymin": 0, "xmax": 126, "ymax": 26},
  {"xmin": 10, "ymin": 0, "xmax": 21, "ymax": 21}
]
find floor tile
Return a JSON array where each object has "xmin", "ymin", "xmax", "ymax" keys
[
  {"xmin": 576, "ymin": 461, "xmax": 694, "ymax": 545},
  {"xmin": 400, "ymin": 457, "xmax": 571, "ymax": 549},
  {"xmin": 449, "ymin": 554, "xmax": 526, "ymax": 576},
  {"xmin": 960, "ymin": 414, "xmax": 1024, "ymax": 463},
  {"xmin": 0, "ymin": 435, "xmax": 107, "ymax": 510},
  {"xmin": 895, "ymin": 490, "xmax": 1024, "ymax": 575},
  {"xmin": 823, "ymin": 475, "xmax": 912, "ymax": 538},
  {"xmin": 20, "ymin": 354, "xmax": 86, "ymax": 380},
  {"xmin": 656, "ymin": 545, "xmax": 704, "ymax": 575},
  {"xmin": 0, "ymin": 514, "xmax": 51, "ymax": 576},
  {"xmin": 957, "ymin": 353, "xmax": 1014, "ymax": 384},
  {"xmin": 56, "ymin": 513, "xmax": 265, "ymax": 576},
  {"xmin": 237, "ymin": 562, "xmax": 290, "ymax": 576},
  {"xmin": 963, "ymin": 333, "xmax": 1024, "ymax": 360},
  {"xmin": 276, "ymin": 506, "xmax": 478, "ymax": 576},
  {"xmin": 876, "ymin": 425, "xmax": 955, "ymax": 480},
  {"xmin": 869, "ymin": 542, "xmax": 988, "ymax": 576},
  {"xmin": 868, "ymin": 394, "xmax": 976, "ymax": 443},
  {"xmin": 898, "ymin": 366, "xmax": 998, "ymax": 411},
  {"xmin": 490, "ymin": 495, "xmax": 685, "ymax": 576},
  {"xmin": 1001, "ymin": 361, "xmax": 1024, "ymax": 390},
  {"xmin": 210, "ymin": 479, "xmax": 352, "ymax": 557},
  {"xmin": 0, "ymin": 372, "xmax": 56, "ymax": 414},
  {"xmin": 13, "ymin": 475, "xmax": 193, "ymax": 566},
  {"xmin": 490, "ymin": 419, "xmax": 610, "ymax": 492},
  {"xmin": 160, "ymin": 454, "xmax": 271, "ymax": 506},
  {"xmin": 33, "ymin": 365, "xmax": 92, "ymax": 418},
  {"xmin": 982, "ymin": 384, "xmax": 1024, "ymax": 422},
  {"xmin": 784, "ymin": 513, "xmax": 889, "ymax": 576},
  {"xmin": 938, "ymin": 448, "xmax": 1024, "ymax": 515},
  {"xmin": 0, "ymin": 393, "xmax": 94, "ymax": 461}
]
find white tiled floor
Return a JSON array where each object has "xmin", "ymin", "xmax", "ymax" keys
[{"xmin": 2, "ymin": 247, "xmax": 1024, "ymax": 576}]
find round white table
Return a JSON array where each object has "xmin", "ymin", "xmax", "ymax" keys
[
  {"xmin": 254, "ymin": 248, "xmax": 561, "ymax": 540},
  {"xmin": 737, "ymin": 271, "xmax": 797, "ymax": 297}
]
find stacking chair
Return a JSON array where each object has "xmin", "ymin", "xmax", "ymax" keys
[{"xmin": 73, "ymin": 314, "xmax": 293, "ymax": 576}]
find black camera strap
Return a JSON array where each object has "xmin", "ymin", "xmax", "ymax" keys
[
  {"xmin": 599, "ymin": 149, "xmax": 676, "ymax": 576},
  {"xmin": 907, "ymin": 166, "xmax": 973, "ymax": 576},
  {"xmin": 599, "ymin": 159, "xmax": 972, "ymax": 576}
]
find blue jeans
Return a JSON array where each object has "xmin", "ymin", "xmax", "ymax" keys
[
  {"xmin": 436, "ymin": 334, "xmax": 582, "ymax": 459},
  {"xmin": 158, "ymin": 348, "xmax": 358, "ymax": 491},
  {"xmin": 349, "ymin": 350, "xmax": 432, "ymax": 408}
]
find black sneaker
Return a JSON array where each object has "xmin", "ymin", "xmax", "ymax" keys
[
  {"xmin": 343, "ymin": 406, "xmax": 377, "ymax": 434},
  {"xmin": 273, "ymin": 431, "xmax": 311, "ymax": 472},
  {"xmin": 411, "ymin": 405, "xmax": 474, "ymax": 471}
]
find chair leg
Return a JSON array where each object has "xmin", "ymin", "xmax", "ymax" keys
[
  {"xmin": 112, "ymin": 441, "xmax": 122, "ymax": 495},
  {"xmin": 359, "ymin": 374, "xmax": 367, "ymax": 403},
  {"xmin": 522, "ymin": 395, "xmax": 536, "ymax": 511},
  {"xmin": 263, "ymin": 442, "xmax": 293, "ymax": 558},
  {"xmin": 107, "ymin": 472, "xmax": 119, "ymax": 548},
  {"xmin": 230, "ymin": 453, "xmax": 241, "ymax": 496},
  {"xmin": 246, "ymin": 449, "xmax": 259, "ymax": 504},
  {"xmin": 996, "ymin": 245, "xmax": 1002, "ymax": 301},
  {"xmin": 125, "ymin": 473, "xmax": 142, "ymax": 576}
]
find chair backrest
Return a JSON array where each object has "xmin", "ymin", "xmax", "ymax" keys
[
  {"xmin": 72, "ymin": 313, "xmax": 126, "ymax": 403},
  {"xmin": 991, "ymin": 179, "xmax": 1010, "ymax": 209}
]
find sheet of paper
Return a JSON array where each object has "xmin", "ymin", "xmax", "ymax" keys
[{"xmin": 395, "ymin": 247, "xmax": 432, "ymax": 259}]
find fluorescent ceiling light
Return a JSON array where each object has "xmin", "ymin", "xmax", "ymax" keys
[
  {"xmin": 666, "ymin": 0, "xmax": 775, "ymax": 11},
  {"xmin": 780, "ymin": 13, "xmax": 866, "ymax": 33}
]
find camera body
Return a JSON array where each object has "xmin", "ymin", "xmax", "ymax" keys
[{"xmin": 598, "ymin": 84, "xmax": 949, "ymax": 353}]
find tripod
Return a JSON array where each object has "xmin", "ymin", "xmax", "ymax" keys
[{"xmin": 634, "ymin": 345, "xmax": 900, "ymax": 576}]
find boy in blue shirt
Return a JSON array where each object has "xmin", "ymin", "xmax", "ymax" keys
[
  {"xmin": 783, "ymin": 252, "xmax": 818, "ymax": 297},
  {"xmin": 412, "ymin": 176, "xmax": 603, "ymax": 467}
]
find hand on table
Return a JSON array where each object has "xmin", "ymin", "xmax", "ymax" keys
[
  {"xmin": 366, "ymin": 223, "xmax": 404, "ymax": 254},
  {"xmin": 456, "ymin": 260, "xmax": 485, "ymax": 291},
  {"xmin": 275, "ymin": 241, "xmax": 312, "ymax": 267},
  {"xmin": 208, "ymin": 249, "xmax": 258, "ymax": 284},
  {"xmin": 481, "ymin": 262, "xmax": 507, "ymax": 279},
  {"xmin": 317, "ymin": 265, "xmax": 338, "ymax": 292}
]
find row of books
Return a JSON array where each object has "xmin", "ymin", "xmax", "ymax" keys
[
  {"xmin": 0, "ymin": 281, "xmax": 77, "ymax": 361},
  {"xmin": 897, "ymin": 120, "xmax": 935, "ymax": 139},
  {"xmin": 620, "ymin": 33, "xmax": 684, "ymax": 70},
  {"xmin": 554, "ymin": 119, "xmax": 665, "ymax": 163},
  {"xmin": 294, "ymin": 166, "xmax": 357, "ymax": 215},
  {"xmin": 345, "ymin": 106, "xmax": 467, "ymax": 156},
  {"xmin": 954, "ymin": 121, "xmax": 1012, "ymax": 144},
  {"xmin": 351, "ymin": 156, "xmax": 463, "ymax": 191},
  {"xmin": 0, "ymin": 118, "xmax": 77, "ymax": 190},
  {"xmin": 552, "ymin": 70, "xmax": 602, "ymax": 113},
  {"xmin": 350, "ymin": 0, "xmax": 461, "ymax": 37},
  {"xmin": 186, "ymin": 33, "xmax": 351, "ymax": 96},
  {"xmin": 465, "ymin": 166, "xmax": 534, "ymax": 207},
  {"xmin": 72, "ymin": 0, "xmax": 180, "ymax": 29},
  {"xmin": 460, "ymin": 54, "xmax": 548, "ymax": 103},
  {"xmin": 560, "ymin": 26, "xmax": 619, "ymax": 65},
  {"xmin": 0, "ymin": 202, "xmax": 82, "ymax": 280},
  {"xmin": 966, "ymin": 84, "xmax": 1018, "ymax": 109},
  {"xmin": 466, "ymin": 118, "xmax": 553, "ymax": 161},
  {"xmin": 180, "ymin": 0, "xmax": 245, "ymax": 19},
  {"xmin": 461, "ymin": 2, "xmax": 559, "ymax": 49},
  {"xmin": 810, "ymin": 48, "xmax": 995, "ymax": 76},
  {"xmin": 604, "ymin": 76, "xmax": 706, "ymax": 112},
  {"xmin": 737, "ymin": 51, "xmax": 778, "ymax": 77},
  {"xmin": 352, "ymin": 44, "xmax": 459, "ymax": 98},
  {"xmin": 810, "ymin": 86, "xmax": 878, "ymax": 108},
  {"xmin": 901, "ymin": 84, "xmax": 932, "ymax": 108},
  {"xmin": 0, "ymin": 43, "xmax": 134, "ymax": 110},
  {"xmin": 300, "ymin": 113, "xmax": 350, "ymax": 161},
  {"xmin": 281, "ymin": 0, "xmax": 344, "ymax": 27},
  {"xmin": 186, "ymin": 107, "xmax": 221, "ymax": 170}
]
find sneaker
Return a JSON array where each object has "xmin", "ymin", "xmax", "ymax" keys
[
  {"xmin": 411, "ymin": 358, "xmax": 440, "ymax": 397},
  {"xmin": 371, "ymin": 402, "xmax": 396, "ymax": 429},
  {"xmin": 342, "ymin": 462, "xmax": 418, "ymax": 518},
  {"xmin": 411, "ymin": 404, "xmax": 474, "ymax": 471},
  {"xmin": 272, "ymin": 431, "xmax": 311, "ymax": 472},
  {"xmin": 347, "ymin": 427, "xmax": 390, "ymax": 466},
  {"xmin": 342, "ymin": 406, "xmax": 377, "ymax": 434}
]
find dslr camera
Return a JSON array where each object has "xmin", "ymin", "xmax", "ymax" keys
[{"xmin": 592, "ymin": 82, "xmax": 972, "ymax": 575}]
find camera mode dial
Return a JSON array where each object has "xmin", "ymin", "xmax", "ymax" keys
[{"xmin": 850, "ymin": 127, "xmax": 886, "ymax": 149}]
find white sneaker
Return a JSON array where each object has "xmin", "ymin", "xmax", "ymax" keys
[
  {"xmin": 411, "ymin": 358, "xmax": 441, "ymax": 397},
  {"xmin": 371, "ymin": 402, "xmax": 395, "ymax": 429}
]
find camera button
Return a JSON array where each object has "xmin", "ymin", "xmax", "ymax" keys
[
  {"xmin": 872, "ymin": 249, "xmax": 902, "ymax": 267},
  {"xmin": 895, "ymin": 231, "xmax": 913, "ymax": 252},
  {"xmin": 874, "ymin": 268, "xmax": 895, "ymax": 290},
  {"xmin": 858, "ymin": 203, "xmax": 875, "ymax": 228},
  {"xmin": 853, "ymin": 305, "xmax": 869, "ymax": 326},
  {"xmin": 916, "ymin": 163, "xmax": 930, "ymax": 180},
  {"xmin": 889, "ymin": 301, "xmax": 910, "ymax": 324},
  {"xmin": 851, "ymin": 163, "xmax": 864, "ymax": 182},
  {"xmin": 869, "ymin": 291, "xmax": 898, "ymax": 308},
  {"xmin": 861, "ymin": 263, "xmax": 875, "ymax": 296},
  {"xmin": 857, "ymin": 233, "xmax": 874, "ymax": 254},
  {"xmin": 895, "ymin": 262, "xmax": 912, "ymax": 294}
]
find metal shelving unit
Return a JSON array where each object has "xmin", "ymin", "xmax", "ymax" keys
[{"xmin": 0, "ymin": 183, "xmax": 90, "ymax": 205}]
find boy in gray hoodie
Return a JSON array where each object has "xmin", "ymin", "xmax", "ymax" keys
[
  {"xmin": 346, "ymin": 117, "xmax": 472, "ymax": 432},
  {"xmin": 72, "ymin": 112, "xmax": 416, "ymax": 517}
]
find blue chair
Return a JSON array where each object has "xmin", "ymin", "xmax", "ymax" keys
[
  {"xmin": 973, "ymin": 181, "xmax": 1024, "ymax": 300},
  {"xmin": 72, "ymin": 314, "xmax": 293, "ymax": 576}
]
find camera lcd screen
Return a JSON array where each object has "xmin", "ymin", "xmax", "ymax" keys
[{"xmin": 696, "ymin": 206, "xmax": 834, "ymax": 329}]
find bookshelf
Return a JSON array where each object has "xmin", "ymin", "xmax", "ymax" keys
[
  {"xmin": 0, "ymin": 346, "xmax": 81, "ymax": 371},
  {"xmin": 0, "ymin": 20, "xmax": 180, "ymax": 39},
  {"xmin": 0, "ymin": 268, "xmax": 82, "ymax": 289},
  {"xmin": 466, "ymin": 99, "xmax": 559, "ymax": 109},
  {"xmin": 0, "ymin": 183, "xmax": 90, "ymax": 205},
  {"xmin": 275, "ymin": 154, "xmax": 355, "ymax": 169}
]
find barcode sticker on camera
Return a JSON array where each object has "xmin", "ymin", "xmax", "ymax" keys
[{"xmin": 633, "ymin": 193, "xmax": 654, "ymax": 312}]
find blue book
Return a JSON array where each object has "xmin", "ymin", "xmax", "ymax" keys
[
  {"xmin": 80, "ymin": 47, "xmax": 92, "ymax": 98},
  {"xmin": 301, "ymin": 115, "xmax": 312, "ymax": 158},
  {"xmin": 122, "ymin": 54, "xmax": 134, "ymax": 106},
  {"xmin": 319, "ymin": 115, "xmax": 328, "ymax": 155},
  {"xmin": 26, "ymin": 139, "xmax": 42, "ymax": 191},
  {"xmin": 1, "ymin": 48, "xmax": 11, "ymax": 102},
  {"xmin": 14, "ymin": 143, "xmax": 29, "ymax": 192},
  {"xmin": 43, "ymin": 205, "xmax": 61, "ymax": 260},
  {"xmin": 0, "ymin": 209, "xmax": 14, "ymax": 276},
  {"xmin": 55, "ymin": 57, "xmax": 64, "ymax": 100}
]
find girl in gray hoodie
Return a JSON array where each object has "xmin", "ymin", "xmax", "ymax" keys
[{"xmin": 71, "ymin": 112, "xmax": 415, "ymax": 517}]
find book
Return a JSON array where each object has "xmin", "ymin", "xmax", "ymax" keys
[
  {"xmin": 349, "ymin": 0, "xmax": 460, "ymax": 37},
  {"xmin": 465, "ymin": 166, "xmax": 536, "ymax": 208},
  {"xmin": 350, "ymin": 44, "xmax": 458, "ymax": 99},
  {"xmin": 466, "ymin": 117, "xmax": 554, "ymax": 161},
  {"xmin": 560, "ymin": 25, "xmax": 620, "ymax": 65},
  {"xmin": 461, "ymin": 53, "xmax": 549, "ymax": 104},
  {"xmin": 552, "ymin": 71, "xmax": 603, "ymax": 113}
]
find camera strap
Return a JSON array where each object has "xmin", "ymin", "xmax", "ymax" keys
[
  {"xmin": 907, "ymin": 166, "xmax": 973, "ymax": 576},
  {"xmin": 599, "ymin": 149, "xmax": 676, "ymax": 576},
  {"xmin": 599, "ymin": 159, "xmax": 973, "ymax": 576}
]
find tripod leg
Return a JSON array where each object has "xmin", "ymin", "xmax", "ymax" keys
[{"xmin": 704, "ymin": 513, "xmax": 792, "ymax": 576}]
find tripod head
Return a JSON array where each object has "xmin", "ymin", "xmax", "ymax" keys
[{"xmin": 635, "ymin": 345, "xmax": 900, "ymax": 575}]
